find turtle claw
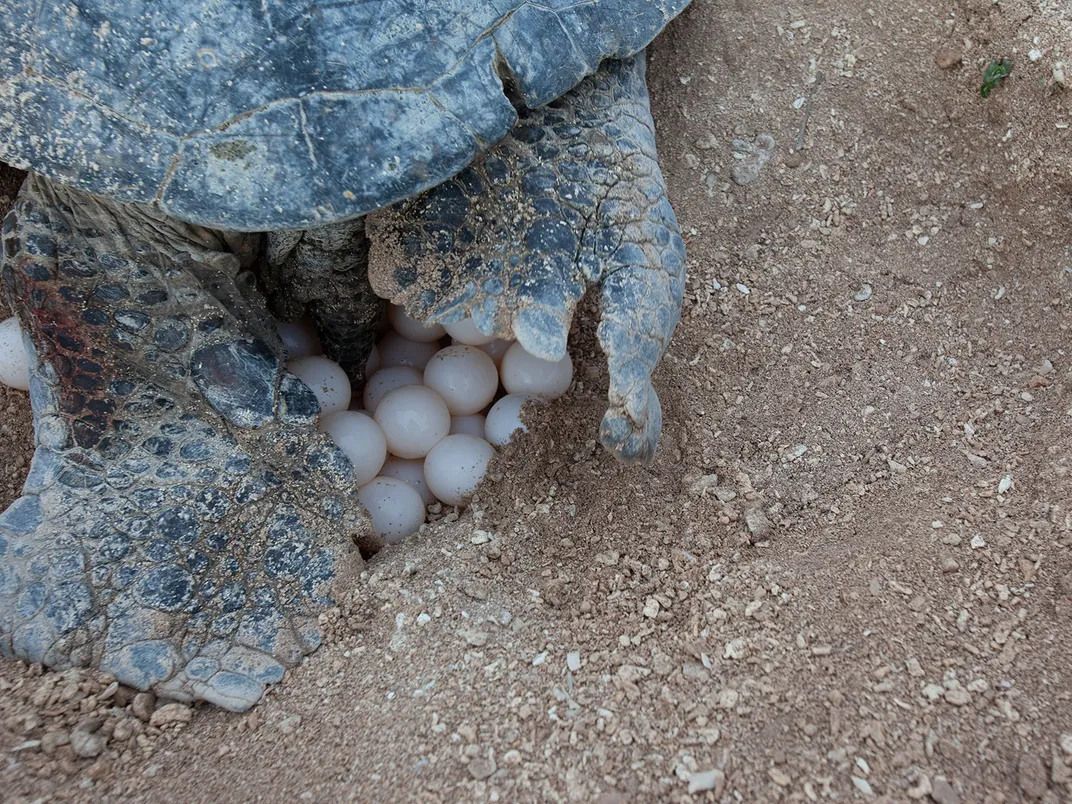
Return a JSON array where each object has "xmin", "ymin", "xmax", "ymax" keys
[
  {"xmin": 599, "ymin": 380, "xmax": 662, "ymax": 465},
  {"xmin": 0, "ymin": 176, "xmax": 367, "ymax": 711}
]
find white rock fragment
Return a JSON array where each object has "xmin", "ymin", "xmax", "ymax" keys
[
  {"xmin": 724, "ymin": 638, "xmax": 748, "ymax": 660},
  {"xmin": 998, "ymin": 474, "xmax": 1013, "ymax": 494},
  {"xmin": 566, "ymin": 652, "xmax": 582, "ymax": 672},
  {"xmin": 851, "ymin": 776, "xmax": 874, "ymax": 796},
  {"xmin": 687, "ymin": 769, "xmax": 725, "ymax": 794}
]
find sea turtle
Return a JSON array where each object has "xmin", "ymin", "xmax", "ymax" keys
[{"xmin": 0, "ymin": 0, "xmax": 690, "ymax": 710}]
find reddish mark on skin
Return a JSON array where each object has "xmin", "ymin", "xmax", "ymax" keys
[{"xmin": 11, "ymin": 253, "xmax": 124, "ymax": 444}]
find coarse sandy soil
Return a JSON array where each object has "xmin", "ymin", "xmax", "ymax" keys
[{"xmin": 2, "ymin": 1, "xmax": 1072, "ymax": 802}]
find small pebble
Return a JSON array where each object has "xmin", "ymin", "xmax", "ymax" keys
[
  {"xmin": 930, "ymin": 776, "xmax": 960, "ymax": 804},
  {"xmin": 467, "ymin": 757, "xmax": 497, "ymax": 780},
  {"xmin": 149, "ymin": 703, "xmax": 193, "ymax": 727},
  {"xmin": 934, "ymin": 47, "xmax": 962, "ymax": 69},
  {"xmin": 132, "ymin": 692, "xmax": 156, "ymax": 722},
  {"xmin": 688, "ymin": 769, "xmax": 725, "ymax": 795},
  {"xmin": 70, "ymin": 721, "xmax": 106, "ymax": 758},
  {"xmin": 851, "ymin": 776, "xmax": 874, "ymax": 796},
  {"xmin": 944, "ymin": 687, "xmax": 971, "ymax": 706}
]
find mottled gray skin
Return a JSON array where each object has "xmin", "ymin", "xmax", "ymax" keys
[
  {"xmin": 263, "ymin": 222, "xmax": 385, "ymax": 386},
  {"xmin": 0, "ymin": 0, "xmax": 690, "ymax": 710},
  {"xmin": 1, "ymin": 180, "xmax": 366, "ymax": 710},
  {"xmin": 368, "ymin": 56, "xmax": 685, "ymax": 462}
]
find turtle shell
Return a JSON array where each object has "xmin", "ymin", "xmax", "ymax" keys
[{"xmin": 0, "ymin": 0, "xmax": 689, "ymax": 231}]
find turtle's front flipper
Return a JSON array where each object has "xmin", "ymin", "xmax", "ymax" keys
[
  {"xmin": 264, "ymin": 220, "xmax": 385, "ymax": 386},
  {"xmin": 0, "ymin": 176, "xmax": 366, "ymax": 711},
  {"xmin": 367, "ymin": 54, "xmax": 685, "ymax": 464}
]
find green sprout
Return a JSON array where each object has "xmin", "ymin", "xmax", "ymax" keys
[{"xmin": 981, "ymin": 59, "xmax": 1013, "ymax": 97}]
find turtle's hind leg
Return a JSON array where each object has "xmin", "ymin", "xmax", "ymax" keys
[
  {"xmin": 0, "ymin": 176, "xmax": 366, "ymax": 711},
  {"xmin": 367, "ymin": 53, "xmax": 685, "ymax": 464},
  {"xmin": 263, "ymin": 219, "xmax": 384, "ymax": 386}
]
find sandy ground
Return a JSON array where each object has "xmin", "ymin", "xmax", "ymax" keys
[{"xmin": 2, "ymin": 1, "xmax": 1072, "ymax": 802}]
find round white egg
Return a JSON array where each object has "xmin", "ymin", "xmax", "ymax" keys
[
  {"xmin": 365, "ymin": 344, "xmax": 381, "ymax": 377},
  {"xmin": 388, "ymin": 304, "xmax": 446, "ymax": 343},
  {"xmin": 277, "ymin": 320, "xmax": 322, "ymax": 359},
  {"xmin": 357, "ymin": 476, "xmax": 426, "ymax": 545},
  {"xmin": 424, "ymin": 434, "xmax": 496, "ymax": 507},
  {"xmin": 373, "ymin": 385, "xmax": 451, "ymax": 459},
  {"xmin": 362, "ymin": 365, "xmax": 423, "ymax": 414},
  {"xmin": 378, "ymin": 456, "xmax": 436, "ymax": 506},
  {"xmin": 378, "ymin": 331, "xmax": 441, "ymax": 370},
  {"xmin": 0, "ymin": 317, "xmax": 30, "ymax": 392},
  {"xmin": 475, "ymin": 338, "xmax": 513, "ymax": 366},
  {"xmin": 423, "ymin": 345, "xmax": 498, "ymax": 416},
  {"xmin": 484, "ymin": 393, "xmax": 536, "ymax": 447},
  {"xmin": 287, "ymin": 356, "xmax": 351, "ymax": 415},
  {"xmin": 443, "ymin": 316, "xmax": 497, "ymax": 346},
  {"xmin": 318, "ymin": 411, "xmax": 387, "ymax": 486},
  {"xmin": 450, "ymin": 413, "xmax": 487, "ymax": 438},
  {"xmin": 500, "ymin": 342, "xmax": 573, "ymax": 399}
]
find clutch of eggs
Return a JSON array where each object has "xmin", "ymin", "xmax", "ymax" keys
[
  {"xmin": 281, "ymin": 306, "xmax": 572, "ymax": 547},
  {"xmin": 0, "ymin": 309, "xmax": 573, "ymax": 549}
]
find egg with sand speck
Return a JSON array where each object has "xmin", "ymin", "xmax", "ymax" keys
[
  {"xmin": 318, "ymin": 411, "xmax": 387, "ymax": 486},
  {"xmin": 0, "ymin": 317, "xmax": 30, "ymax": 392},
  {"xmin": 423, "ymin": 345, "xmax": 498, "ymax": 416},
  {"xmin": 424, "ymin": 434, "xmax": 496, "ymax": 506},
  {"xmin": 373, "ymin": 385, "xmax": 451, "ymax": 459},
  {"xmin": 287, "ymin": 356, "xmax": 351, "ymax": 415},
  {"xmin": 499, "ymin": 342, "xmax": 572, "ymax": 398},
  {"xmin": 357, "ymin": 476, "xmax": 426, "ymax": 545},
  {"xmin": 362, "ymin": 365, "xmax": 423, "ymax": 414}
]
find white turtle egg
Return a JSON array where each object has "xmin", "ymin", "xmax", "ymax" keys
[
  {"xmin": 378, "ymin": 331, "xmax": 440, "ymax": 370},
  {"xmin": 484, "ymin": 393, "xmax": 536, "ymax": 447},
  {"xmin": 357, "ymin": 476, "xmax": 426, "ymax": 545},
  {"xmin": 442, "ymin": 316, "xmax": 497, "ymax": 346},
  {"xmin": 287, "ymin": 356, "xmax": 351, "ymax": 415},
  {"xmin": 378, "ymin": 456, "xmax": 436, "ymax": 506},
  {"xmin": 388, "ymin": 304, "xmax": 447, "ymax": 343},
  {"xmin": 365, "ymin": 344, "xmax": 381, "ymax": 377},
  {"xmin": 500, "ymin": 342, "xmax": 573, "ymax": 399},
  {"xmin": 424, "ymin": 434, "xmax": 496, "ymax": 507},
  {"xmin": 423, "ymin": 345, "xmax": 498, "ymax": 416},
  {"xmin": 373, "ymin": 385, "xmax": 451, "ymax": 459},
  {"xmin": 362, "ymin": 365, "xmax": 423, "ymax": 414},
  {"xmin": 319, "ymin": 411, "xmax": 387, "ymax": 486},
  {"xmin": 450, "ymin": 413, "xmax": 487, "ymax": 438},
  {"xmin": 475, "ymin": 338, "xmax": 514, "ymax": 366},
  {"xmin": 276, "ymin": 320, "xmax": 322, "ymax": 359},
  {"xmin": 0, "ymin": 317, "xmax": 30, "ymax": 392}
]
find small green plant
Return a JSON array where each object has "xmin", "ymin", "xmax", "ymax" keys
[{"xmin": 981, "ymin": 59, "xmax": 1013, "ymax": 97}]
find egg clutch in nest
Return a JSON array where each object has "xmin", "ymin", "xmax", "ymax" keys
[{"xmin": 0, "ymin": 307, "xmax": 574, "ymax": 549}]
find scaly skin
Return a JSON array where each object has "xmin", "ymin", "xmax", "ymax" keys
[
  {"xmin": 367, "ymin": 56, "xmax": 686, "ymax": 464},
  {"xmin": 263, "ymin": 220, "xmax": 385, "ymax": 386},
  {"xmin": 0, "ymin": 176, "xmax": 366, "ymax": 711}
]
